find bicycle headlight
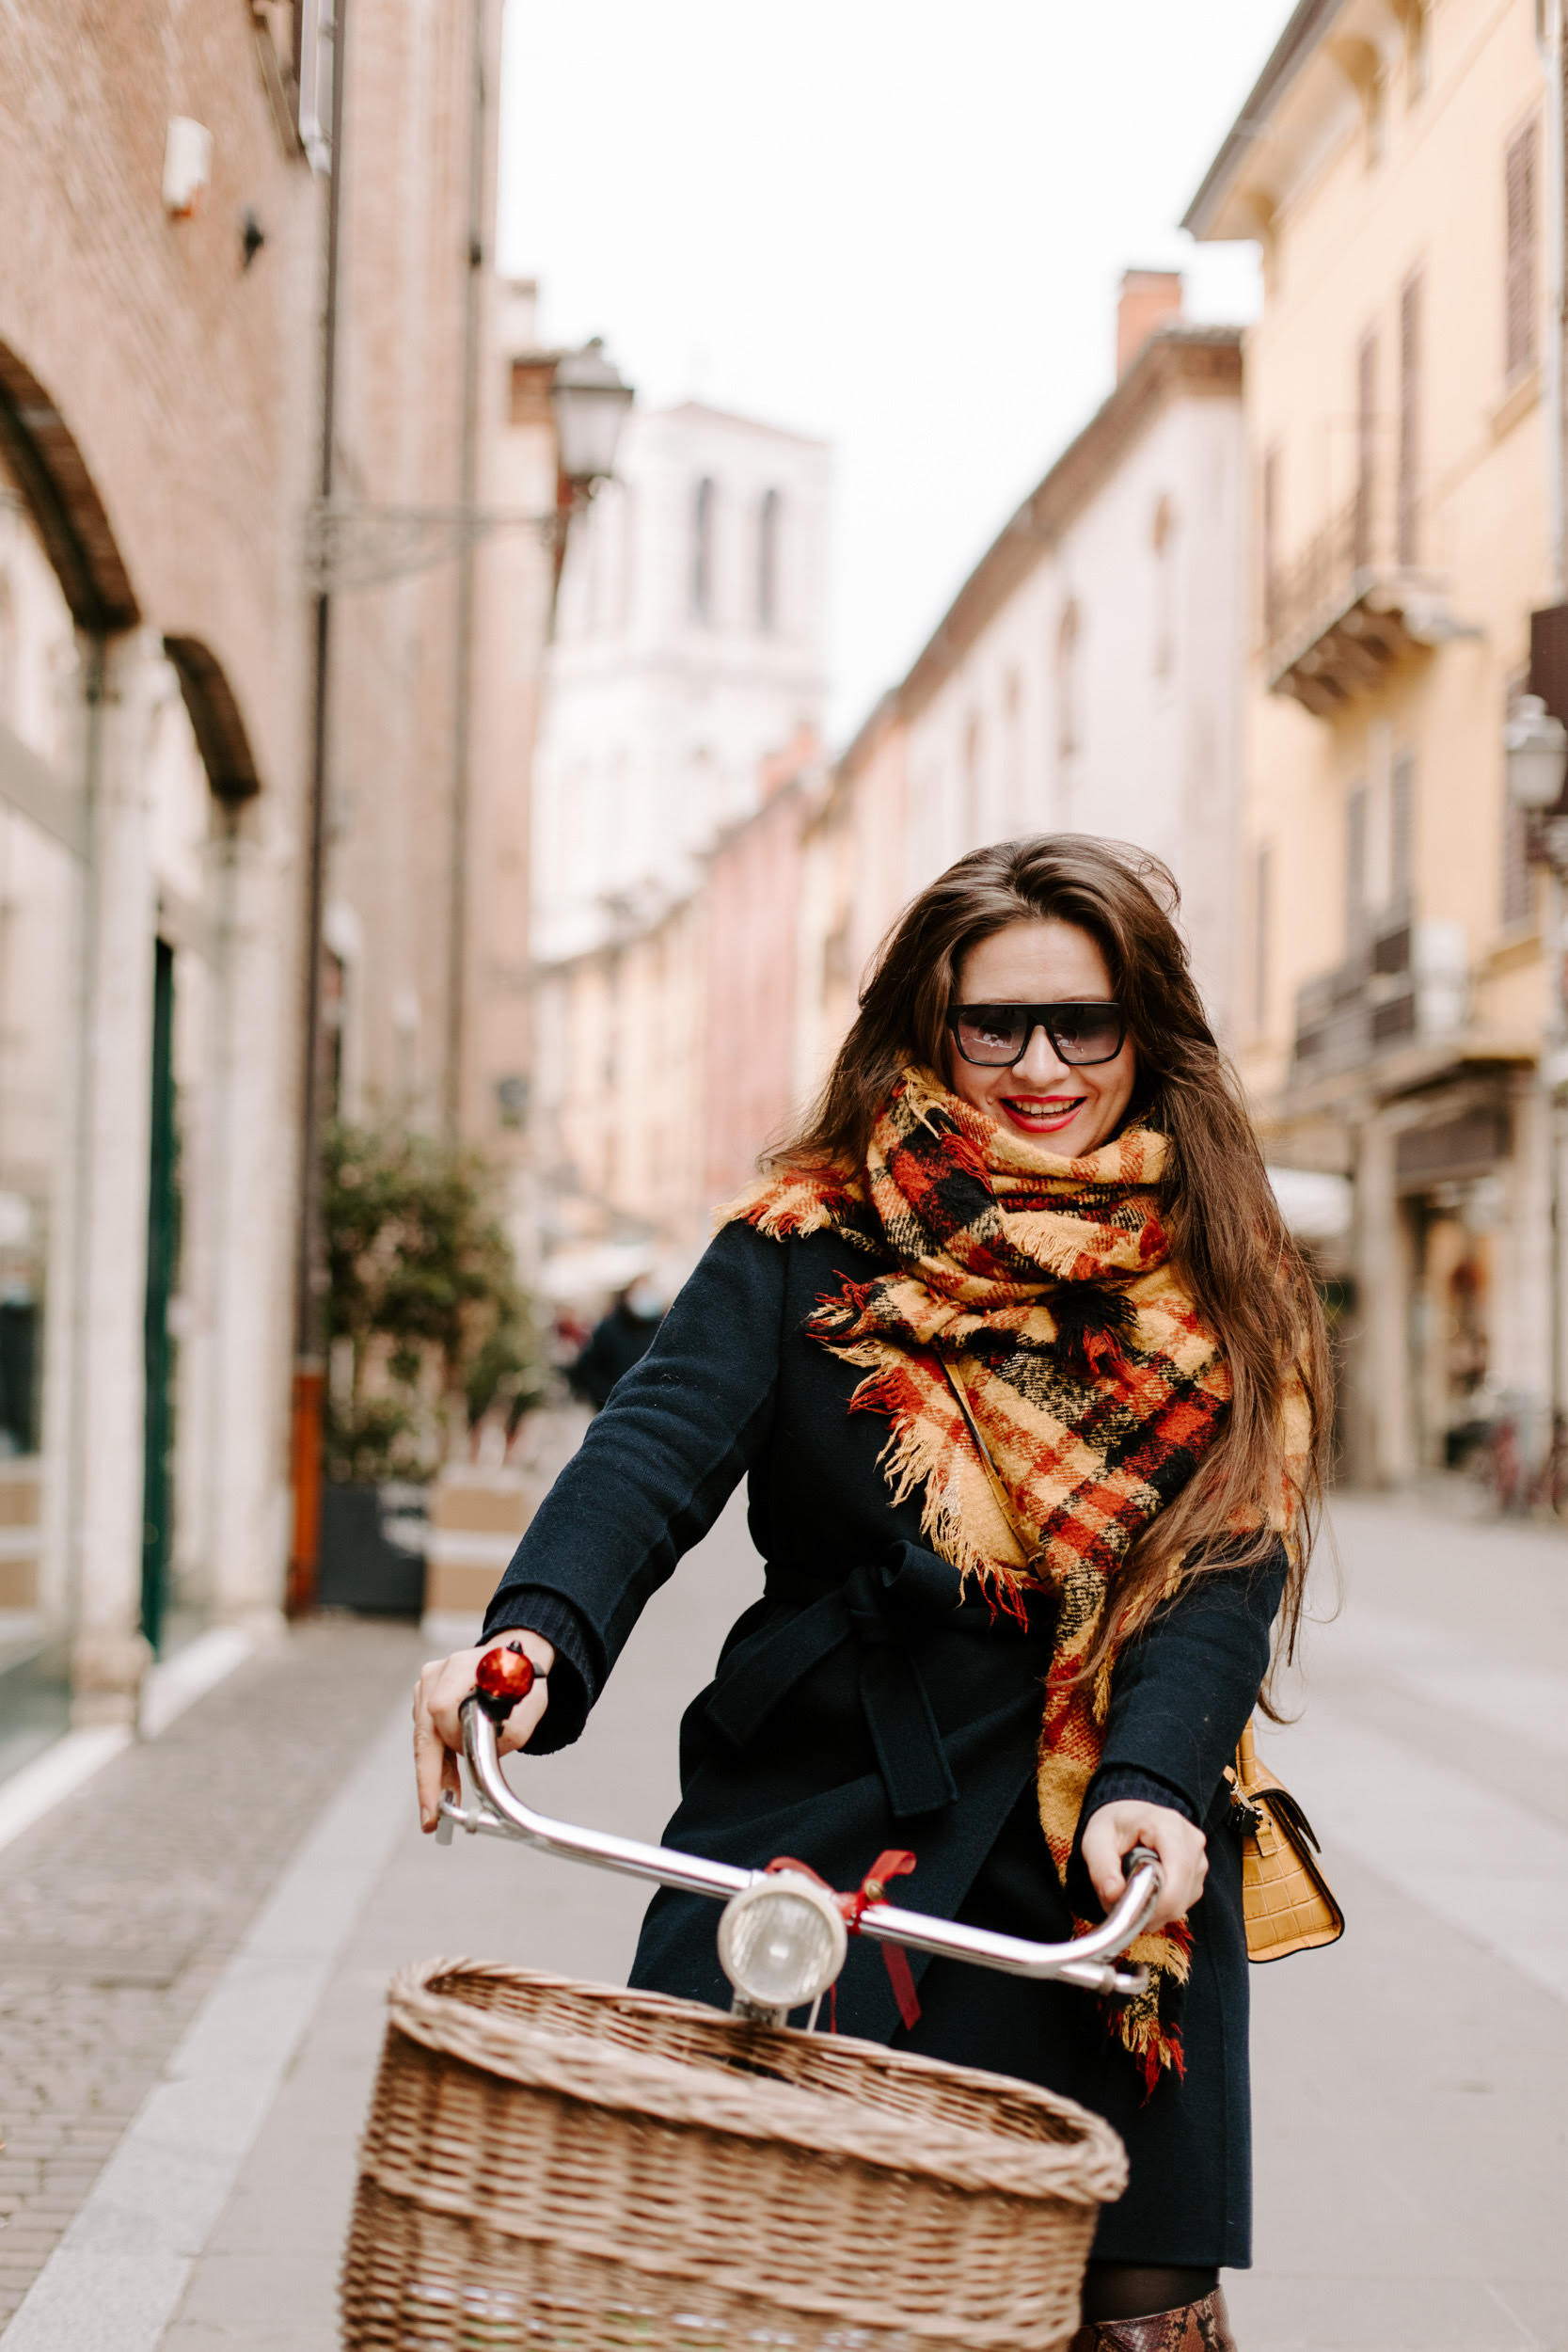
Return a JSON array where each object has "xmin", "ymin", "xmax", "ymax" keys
[{"xmin": 716, "ymin": 1874, "xmax": 847, "ymax": 2015}]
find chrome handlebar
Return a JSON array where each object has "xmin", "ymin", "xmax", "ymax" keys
[{"xmin": 438, "ymin": 1697, "xmax": 1163, "ymax": 1998}]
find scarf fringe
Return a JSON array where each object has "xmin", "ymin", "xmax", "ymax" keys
[{"xmin": 846, "ymin": 1359, "xmax": 1033, "ymax": 1604}]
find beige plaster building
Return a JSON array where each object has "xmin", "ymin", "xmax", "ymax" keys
[
  {"xmin": 1185, "ymin": 0, "xmax": 1565, "ymax": 1482},
  {"xmin": 885, "ymin": 295, "xmax": 1246, "ymax": 1035}
]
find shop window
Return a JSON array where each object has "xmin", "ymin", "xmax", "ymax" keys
[
  {"xmin": 690, "ymin": 477, "xmax": 716, "ymax": 625},
  {"xmin": 1055, "ymin": 598, "xmax": 1080, "ymax": 760},
  {"xmin": 1354, "ymin": 333, "xmax": 1377, "ymax": 570},
  {"xmin": 1397, "ymin": 273, "xmax": 1421, "ymax": 565},
  {"xmin": 1151, "ymin": 496, "xmax": 1176, "ymax": 678},
  {"xmin": 961, "ymin": 711, "xmax": 985, "ymax": 845},
  {"xmin": 323, "ymin": 948, "xmax": 347, "ymax": 1120},
  {"xmin": 1505, "ymin": 119, "xmax": 1539, "ymax": 386},
  {"xmin": 756, "ymin": 488, "xmax": 781, "ymax": 633},
  {"xmin": 1501, "ymin": 797, "xmax": 1532, "ymax": 927},
  {"xmin": 1004, "ymin": 667, "xmax": 1023, "ymax": 816},
  {"xmin": 1390, "ymin": 753, "xmax": 1415, "ymax": 906},
  {"xmin": 1345, "ymin": 782, "xmax": 1368, "ymax": 951},
  {"xmin": 1252, "ymin": 842, "xmax": 1272, "ymax": 1036},
  {"xmin": 1260, "ymin": 448, "xmax": 1281, "ymax": 641}
]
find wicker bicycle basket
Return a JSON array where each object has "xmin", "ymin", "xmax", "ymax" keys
[{"xmin": 341, "ymin": 1958, "xmax": 1128, "ymax": 2352}]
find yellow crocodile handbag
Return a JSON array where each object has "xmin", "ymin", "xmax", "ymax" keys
[{"xmin": 1225, "ymin": 1720, "xmax": 1344, "ymax": 1962}]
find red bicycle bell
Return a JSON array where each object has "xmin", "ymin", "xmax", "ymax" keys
[{"xmin": 473, "ymin": 1640, "xmax": 537, "ymax": 1724}]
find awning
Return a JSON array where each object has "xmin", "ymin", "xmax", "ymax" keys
[{"xmin": 1267, "ymin": 1164, "xmax": 1353, "ymax": 1243}]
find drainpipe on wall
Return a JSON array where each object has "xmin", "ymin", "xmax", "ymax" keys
[
  {"xmin": 1544, "ymin": 1, "xmax": 1568, "ymax": 1443},
  {"xmin": 287, "ymin": 0, "xmax": 348, "ymax": 1617},
  {"xmin": 59, "ymin": 632, "xmax": 106, "ymax": 1674},
  {"xmin": 1546, "ymin": 2, "xmax": 1566, "ymax": 602},
  {"xmin": 444, "ymin": 0, "xmax": 489, "ymax": 1140}
]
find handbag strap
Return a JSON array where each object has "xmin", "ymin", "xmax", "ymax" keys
[{"xmin": 935, "ymin": 1355, "xmax": 1035, "ymax": 1566}]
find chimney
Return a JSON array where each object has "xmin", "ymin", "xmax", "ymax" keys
[
  {"xmin": 497, "ymin": 277, "xmax": 541, "ymax": 361},
  {"xmin": 1116, "ymin": 269, "xmax": 1182, "ymax": 380}
]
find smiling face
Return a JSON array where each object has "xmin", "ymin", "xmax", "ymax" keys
[{"xmin": 946, "ymin": 917, "xmax": 1137, "ymax": 1156}]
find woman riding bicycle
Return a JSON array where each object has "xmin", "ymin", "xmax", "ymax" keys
[{"xmin": 415, "ymin": 834, "xmax": 1328, "ymax": 2352}]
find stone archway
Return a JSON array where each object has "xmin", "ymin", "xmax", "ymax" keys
[
  {"xmin": 163, "ymin": 636, "xmax": 263, "ymax": 803},
  {"xmin": 0, "ymin": 342, "xmax": 139, "ymax": 632}
]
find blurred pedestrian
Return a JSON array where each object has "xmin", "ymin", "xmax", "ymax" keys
[
  {"xmin": 417, "ymin": 835, "xmax": 1330, "ymax": 2351},
  {"xmin": 566, "ymin": 1279, "xmax": 665, "ymax": 1411}
]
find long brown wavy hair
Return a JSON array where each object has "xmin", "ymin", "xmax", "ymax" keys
[{"xmin": 770, "ymin": 834, "xmax": 1330, "ymax": 1684}]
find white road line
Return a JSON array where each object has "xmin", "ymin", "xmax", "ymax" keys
[
  {"xmin": 1262, "ymin": 1706, "xmax": 1568, "ymax": 2005},
  {"xmin": 0, "ymin": 1701, "xmax": 412, "ymax": 2352}
]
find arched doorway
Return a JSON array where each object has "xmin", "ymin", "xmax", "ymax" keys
[{"xmin": 0, "ymin": 345, "xmax": 272, "ymax": 1739}]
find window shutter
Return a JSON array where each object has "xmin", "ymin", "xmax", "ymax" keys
[
  {"xmin": 1397, "ymin": 276, "xmax": 1420, "ymax": 566},
  {"xmin": 1354, "ymin": 334, "xmax": 1377, "ymax": 570},
  {"xmin": 690, "ymin": 478, "xmax": 715, "ymax": 623},
  {"xmin": 1502, "ymin": 795, "xmax": 1532, "ymax": 928},
  {"xmin": 1261, "ymin": 448, "xmax": 1280, "ymax": 640},
  {"xmin": 1528, "ymin": 603, "xmax": 1568, "ymax": 726},
  {"xmin": 1346, "ymin": 782, "xmax": 1369, "ymax": 952},
  {"xmin": 1505, "ymin": 120, "xmax": 1538, "ymax": 384},
  {"xmin": 1390, "ymin": 754, "xmax": 1415, "ymax": 907}
]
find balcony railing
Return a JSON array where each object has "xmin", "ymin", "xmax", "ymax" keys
[
  {"xmin": 1290, "ymin": 910, "xmax": 1467, "ymax": 1087},
  {"xmin": 1263, "ymin": 497, "xmax": 1463, "ymax": 717}
]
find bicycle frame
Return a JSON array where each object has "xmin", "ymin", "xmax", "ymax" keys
[{"xmin": 438, "ymin": 1696, "xmax": 1163, "ymax": 2001}]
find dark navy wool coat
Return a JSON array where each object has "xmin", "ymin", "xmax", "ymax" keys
[{"xmin": 483, "ymin": 1219, "xmax": 1286, "ymax": 2269}]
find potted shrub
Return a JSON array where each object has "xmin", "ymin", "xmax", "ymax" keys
[{"xmin": 319, "ymin": 1122, "xmax": 545, "ymax": 1613}]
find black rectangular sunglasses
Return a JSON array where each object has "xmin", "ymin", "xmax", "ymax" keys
[{"xmin": 946, "ymin": 1000, "xmax": 1126, "ymax": 1069}]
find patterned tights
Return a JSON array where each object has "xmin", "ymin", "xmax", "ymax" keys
[{"xmin": 1081, "ymin": 2265, "xmax": 1220, "ymax": 2322}]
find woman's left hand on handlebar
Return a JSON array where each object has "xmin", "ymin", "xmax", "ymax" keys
[
  {"xmin": 413, "ymin": 1630, "xmax": 554, "ymax": 1833},
  {"xmin": 1081, "ymin": 1798, "xmax": 1207, "ymax": 1933}
]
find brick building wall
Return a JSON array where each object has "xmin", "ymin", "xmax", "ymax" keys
[
  {"xmin": 0, "ymin": 0, "xmax": 537, "ymax": 1718},
  {"xmin": 0, "ymin": 5, "xmax": 323, "ymax": 1710}
]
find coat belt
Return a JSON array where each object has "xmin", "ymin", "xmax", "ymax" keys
[{"xmin": 704, "ymin": 1543, "xmax": 1045, "ymax": 1820}]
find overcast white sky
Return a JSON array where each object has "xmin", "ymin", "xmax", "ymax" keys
[{"xmin": 496, "ymin": 3, "xmax": 1297, "ymax": 747}]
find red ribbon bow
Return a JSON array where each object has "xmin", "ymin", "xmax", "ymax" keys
[{"xmin": 765, "ymin": 1850, "xmax": 921, "ymax": 2032}]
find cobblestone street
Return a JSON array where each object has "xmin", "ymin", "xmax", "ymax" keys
[
  {"xmin": 0, "ymin": 1621, "xmax": 429, "ymax": 2329},
  {"xmin": 1, "ymin": 1484, "xmax": 1564, "ymax": 2352}
]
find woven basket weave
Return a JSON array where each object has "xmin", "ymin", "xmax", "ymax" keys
[{"xmin": 341, "ymin": 1959, "xmax": 1128, "ymax": 2352}]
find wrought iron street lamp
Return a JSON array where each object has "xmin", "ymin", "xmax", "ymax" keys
[
  {"xmin": 1504, "ymin": 692, "xmax": 1568, "ymax": 814},
  {"xmin": 302, "ymin": 336, "xmax": 636, "ymax": 595},
  {"xmin": 290, "ymin": 327, "xmax": 634, "ymax": 1614},
  {"xmin": 549, "ymin": 337, "xmax": 635, "ymax": 494}
]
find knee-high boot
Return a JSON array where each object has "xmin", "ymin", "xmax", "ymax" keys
[{"xmin": 1068, "ymin": 2282, "xmax": 1237, "ymax": 2351}]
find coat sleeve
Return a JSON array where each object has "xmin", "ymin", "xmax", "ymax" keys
[
  {"xmin": 1079, "ymin": 1544, "xmax": 1290, "ymax": 1831},
  {"xmin": 481, "ymin": 1220, "xmax": 786, "ymax": 1741}
]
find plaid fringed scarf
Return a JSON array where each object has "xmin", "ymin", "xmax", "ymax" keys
[{"xmin": 724, "ymin": 1066, "xmax": 1307, "ymax": 2089}]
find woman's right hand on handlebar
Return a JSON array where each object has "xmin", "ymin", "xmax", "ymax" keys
[{"xmin": 413, "ymin": 1629, "xmax": 554, "ymax": 1833}]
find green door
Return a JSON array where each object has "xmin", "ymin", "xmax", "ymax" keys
[{"xmin": 140, "ymin": 939, "xmax": 178, "ymax": 1654}]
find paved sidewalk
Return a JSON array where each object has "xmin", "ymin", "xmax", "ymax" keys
[
  {"xmin": 1232, "ymin": 1493, "xmax": 1568, "ymax": 2352},
  {"xmin": 2, "ymin": 1484, "xmax": 1564, "ymax": 2351},
  {"xmin": 0, "ymin": 1618, "xmax": 428, "ymax": 2329}
]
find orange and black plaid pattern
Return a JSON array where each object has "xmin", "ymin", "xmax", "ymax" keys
[{"xmin": 726, "ymin": 1070, "xmax": 1306, "ymax": 2087}]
